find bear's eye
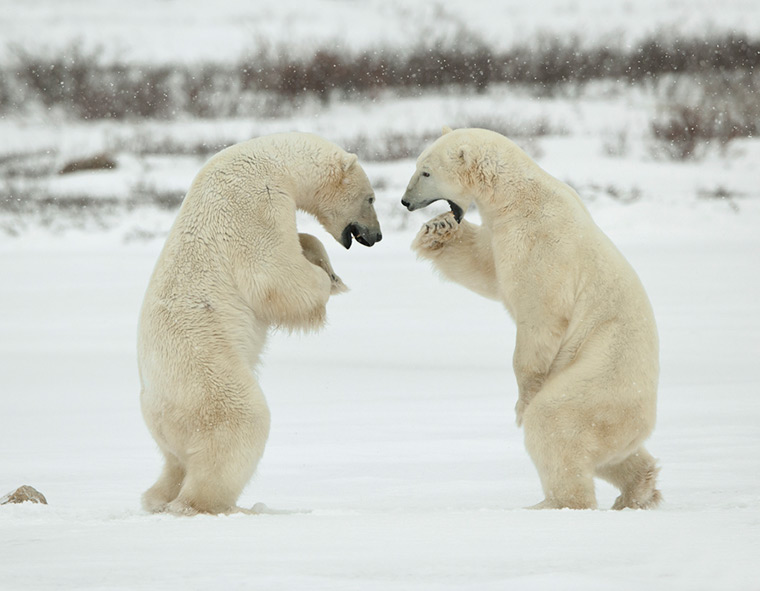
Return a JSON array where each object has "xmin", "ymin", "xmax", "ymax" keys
[
  {"xmin": 368, "ymin": 196, "xmax": 375, "ymax": 205},
  {"xmin": 422, "ymin": 171, "xmax": 430, "ymax": 177}
]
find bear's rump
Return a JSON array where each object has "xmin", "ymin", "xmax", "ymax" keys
[{"xmin": 524, "ymin": 356, "xmax": 656, "ymax": 462}]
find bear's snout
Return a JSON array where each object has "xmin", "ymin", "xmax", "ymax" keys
[
  {"xmin": 401, "ymin": 196, "xmax": 423, "ymax": 211},
  {"xmin": 401, "ymin": 192, "xmax": 432, "ymax": 212},
  {"xmin": 341, "ymin": 222, "xmax": 382, "ymax": 249}
]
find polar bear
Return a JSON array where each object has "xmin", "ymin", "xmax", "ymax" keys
[
  {"xmin": 402, "ymin": 127, "xmax": 661, "ymax": 510},
  {"xmin": 138, "ymin": 132, "xmax": 381, "ymax": 515}
]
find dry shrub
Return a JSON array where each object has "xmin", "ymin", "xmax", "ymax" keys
[
  {"xmin": 3, "ymin": 32, "xmax": 759, "ymax": 120},
  {"xmin": 651, "ymin": 71, "xmax": 759, "ymax": 159}
]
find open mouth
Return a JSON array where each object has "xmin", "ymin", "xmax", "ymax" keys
[
  {"xmin": 340, "ymin": 223, "xmax": 381, "ymax": 249},
  {"xmin": 340, "ymin": 225, "xmax": 355, "ymax": 249},
  {"xmin": 353, "ymin": 231, "xmax": 371, "ymax": 247},
  {"xmin": 400, "ymin": 195, "xmax": 464, "ymax": 222},
  {"xmin": 447, "ymin": 200, "xmax": 464, "ymax": 223},
  {"xmin": 401, "ymin": 197, "xmax": 464, "ymax": 223}
]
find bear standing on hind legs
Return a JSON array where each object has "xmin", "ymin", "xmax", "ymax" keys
[
  {"xmin": 138, "ymin": 133, "xmax": 381, "ymax": 515},
  {"xmin": 402, "ymin": 127, "xmax": 661, "ymax": 510}
]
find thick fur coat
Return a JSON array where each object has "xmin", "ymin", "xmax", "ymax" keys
[
  {"xmin": 138, "ymin": 133, "xmax": 380, "ymax": 515},
  {"xmin": 402, "ymin": 127, "xmax": 661, "ymax": 510}
]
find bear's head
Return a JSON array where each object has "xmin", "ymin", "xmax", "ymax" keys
[
  {"xmin": 401, "ymin": 126, "xmax": 501, "ymax": 223},
  {"xmin": 319, "ymin": 152, "xmax": 383, "ymax": 250}
]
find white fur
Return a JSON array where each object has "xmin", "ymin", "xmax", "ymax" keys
[
  {"xmin": 404, "ymin": 127, "xmax": 661, "ymax": 510},
  {"xmin": 138, "ymin": 133, "xmax": 379, "ymax": 515}
]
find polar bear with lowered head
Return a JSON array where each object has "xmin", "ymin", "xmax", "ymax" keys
[
  {"xmin": 402, "ymin": 127, "xmax": 660, "ymax": 510},
  {"xmin": 138, "ymin": 132, "xmax": 381, "ymax": 515}
]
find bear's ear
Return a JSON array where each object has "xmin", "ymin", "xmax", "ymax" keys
[
  {"xmin": 442, "ymin": 126, "xmax": 453, "ymax": 135},
  {"xmin": 342, "ymin": 153, "xmax": 358, "ymax": 172}
]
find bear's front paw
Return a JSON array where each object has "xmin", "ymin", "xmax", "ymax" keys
[
  {"xmin": 327, "ymin": 271, "xmax": 348, "ymax": 295},
  {"xmin": 412, "ymin": 211, "xmax": 461, "ymax": 252},
  {"xmin": 300, "ymin": 232, "xmax": 349, "ymax": 295}
]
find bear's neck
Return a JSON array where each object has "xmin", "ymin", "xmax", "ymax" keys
[
  {"xmin": 289, "ymin": 183, "xmax": 334, "ymax": 223},
  {"xmin": 276, "ymin": 157, "xmax": 336, "ymax": 221},
  {"xmin": 479, "ymin": 173, "xmax": 589, "ymax": 254},
  {"xmin": 481, "ymin": 164, "xmax": 574, "ymax": 221},
  {"xmin": 475, "ymin": 178, "xmax": 542, "ymax": 228}
]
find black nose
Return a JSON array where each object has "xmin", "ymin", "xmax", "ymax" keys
[{"xmin": 401, "ymin": 198, "xmax": 410, "ymax": 208}]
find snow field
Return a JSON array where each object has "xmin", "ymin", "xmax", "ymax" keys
[{"xmin": 1, "ymin": 211, "xmax": 759, "ymax": 588}]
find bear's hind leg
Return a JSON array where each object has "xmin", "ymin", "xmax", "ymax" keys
[
  {"xmin": 166, "ymin": 403, "xmax": 271, "ymax": 515},
  {"xmin": 166, "ymin": 461, "xmax": 244, "ymax": 515},
  {"xmin": 523, "ymin": 418, "xmax": 597, "ymax": 509},
  {"xmin": 142, "ymin": 452, "xmax": 185, "ymax": 513},
  {"xmin": 524, "ymin": 460, "xmax": 598, "ymax": 510},
  {"xmin": 597, "ymin": 446, "xmax": 662, "ymax": 510}
]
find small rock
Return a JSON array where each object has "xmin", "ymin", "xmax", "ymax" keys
[{"xmin": 1, "ymin": 485, "xmax": 48, "ymax": 505}]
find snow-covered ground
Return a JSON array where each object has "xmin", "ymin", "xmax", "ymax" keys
[
  {"xmin": 2, "ymin": 1, "xmax": 760, "ymax": 589},
  {"xmin": 1, "ymin": 208, "xmax": 759, "ymax": 589}
]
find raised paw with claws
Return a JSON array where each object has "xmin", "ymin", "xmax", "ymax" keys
[{"xmin": 413, "ymin": 211, "xmax": 462, "ymax": 252}]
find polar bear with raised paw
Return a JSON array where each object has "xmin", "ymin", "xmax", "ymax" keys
[
  {"xmin": 402, "ymin": 126, "xmax": 661, "ymax": 510},
  {"xmin": 138, "ymin": 132, "xmax": 381, "ymax": 515}
]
